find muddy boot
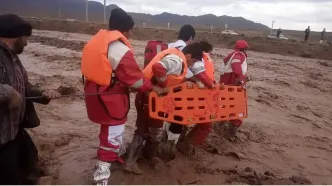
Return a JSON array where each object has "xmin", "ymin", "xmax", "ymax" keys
[
  {"xmin": 144, "ymin": 140, "xmax": 163, "ymax": 171},
  {"xmin": 159, "ymin": 139, "xmax": 178, "ymax": 161},
  {"xmin": 177, "ymin": 138, "xmax": 195, "ymax": 157},
  {"xmin": 124, "ymin": 134, "xmax": 144, "ymax": 175},
  {"xmin": 93, "ymin": 160, "xmax": 111, "ymax": 185},
  {"xmin": 226, "ymin": 124, "xmax": 238, "ymax": 141},
  {"xmin": 158, "ymin": 124, "xmax": 182, "ymax": 160}
]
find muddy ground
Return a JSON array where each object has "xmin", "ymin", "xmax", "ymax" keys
[
  {"xmin": 26, "ymin": 18, "xmax": 332, "ymax": 61},
  {"xmin": 20, "ymin": 29, "xmax": 332, "ymax": 185}
]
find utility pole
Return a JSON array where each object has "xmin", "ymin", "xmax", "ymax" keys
[
  {"xmin": 104, "ymin": 0, "xmax": 106, "ymax": 24},
  {"xmin": 57, "ymin": 0, "xmax": 61, "ymax": 20},
  {"xmin": 271, "ymin": 21, "xmax": 275, "ymax": 34},
  {"xmin": 85, "ymin": 0, "xmax": 88, "ymax": 22}
]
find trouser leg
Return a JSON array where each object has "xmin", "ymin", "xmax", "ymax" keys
[
  {"xmin": 94, "ymin": 124, "xmax": 125, "ymax": 185},
  {"xmin": 227, "ymin": 120, "xmax": 242, "ymax": 138},
  {"xmin": 124, "ymin": 94, "xmax": 148, "ymax": 174},
  {"xmin": 17, "ymin": 129, "xmax": 40, "ymax": 185},
  {"xmin": 188, "ymin": 123, "xmax": 213, "ymax": 146},
  {"xmin": 0, "ymin": 138, "xmax": 21, "ymax": 184}
]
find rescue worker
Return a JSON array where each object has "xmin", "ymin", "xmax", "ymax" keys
[
  {"xmin": 168, "ymin": 24, "xmax": 196, "ymax": 50},
  {"xmin": 176, "ymin": 41, "xmax": 216, "ymax": 156},
  {"xmin": 125, "ymin": 25, "xmax": 197, "ymax": 172},
  {"xmin": 81, "ymin": 8, "xmax": 162, "ymax": 185},
  {"xmin": 125, "ymin": 42, "xmax": 205, "ymax": 172},
  {"xmin": 219, "ymin": 40, "xmax": 249, "ymax": 138},
  {"xmin": 0, "ymin": 14, "xmax": 61, "ymax": 184},
  {"xmin": 188, "ymin": 41, "xmax": 215, "ymax": 86},
  {"xmin": 168, "ymin": 24, "xmax": 196, "ymax": 79},
  {"xmin": 157, "ymin": 25, "xmax": 198, "ymax": 157}
]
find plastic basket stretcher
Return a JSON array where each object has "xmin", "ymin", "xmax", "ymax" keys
[{"xmin": 148, "ymin": 83, "xmax": 248, "ymax": 125}]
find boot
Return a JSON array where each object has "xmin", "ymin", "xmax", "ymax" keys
[
  {"xmin": 159, "ymin": 139, "xmax": 178, "ymax": 160},
  {"xmin": 149, "ymin": 141, "xmax": 163, "ymax": 171},
  {"xmin": 145, "ymin": 127, "xmax": 165, "ymax": 170},
  {"xmin": 123, "ymin": 134, "xmax": 144, "ymax": 175},
  {"xmin": 93, "ymin": 160, "xmax": 111, "ymax": 185},
  {"xmin": 177, "ymin": 137, "xmax": 195, "ymax": 157},
  {"xmin": 158, "ymin": 129, "xmax": 180, "ymax": 160},
  {"xmin": 226, "ymin": 124, "xmax": 238, "ymax": 141}
]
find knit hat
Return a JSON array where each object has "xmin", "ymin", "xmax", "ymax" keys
[
  {"xmin": 109, "ymin": 8, "xmax": 134, "ymax": 32},
  {"xmin": 0, "ymin": 14, "xmax": 32, "ymax": 38}
]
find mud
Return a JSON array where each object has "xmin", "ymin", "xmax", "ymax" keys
[
  {"xmin": 20, "ymin": 29, "xmax": 332, "ymax": 184},
  {"xmin": 26, "ymin": 17, "xmax": 332, "ymax": 61}
]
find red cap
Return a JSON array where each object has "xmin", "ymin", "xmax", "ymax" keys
[{"xmin": 235, "ymin": 40, "xmax": 249, "ymax": 49}]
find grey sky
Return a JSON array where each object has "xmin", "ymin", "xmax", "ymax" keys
[{"xmin": 95, "ymin": 0, "xmax": 332, "ymax": 31}]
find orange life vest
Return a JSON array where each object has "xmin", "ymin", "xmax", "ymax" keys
[
  {"xmin": 143, "ymin": 48, "xmax": 188, "ymax": 86},
  {"xmin": 203, "ymin": 53, "xmax": 215, "ymax": 81},
  {"xmin": 81, "ymin": 29, "xmax": 132, "ymax": 86}
]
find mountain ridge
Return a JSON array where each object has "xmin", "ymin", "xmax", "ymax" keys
[{"xmin": 0, "ymin": 0, "xmax": 270, "ymax": 31}]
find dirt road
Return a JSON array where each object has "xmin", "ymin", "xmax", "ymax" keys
[{"xmin": 22, "ymin": 29, "xmax": 332, "ymax": 184}]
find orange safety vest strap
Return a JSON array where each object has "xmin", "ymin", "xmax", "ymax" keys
[{"xmin": 203, "ymin": 53, "xmax": 215, "ymax": 81}]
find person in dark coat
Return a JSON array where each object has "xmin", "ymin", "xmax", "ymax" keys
[
  {"xmin": 0, "ymin": 14, "xmax": 61, "ymax": 184},
  {"xmin": 305, "ymin": 26, "xmax": 310, "ymax": 42},
  {"xmin": 277, "ymin": 28, "xmax": 282, "ymax": 38},
  {"xmin": 320, "ymin": 28, "xmax": 327, "ymax": 43}
]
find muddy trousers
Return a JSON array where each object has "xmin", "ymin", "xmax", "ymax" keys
[
  {"xmin": 134, "ymin": 93, "xmax": 164, "ymax": 141},
  {"xmin": 187, "ymin": 123, "xmax": 213, "ymax": 145},
  {"xmin": 0, "ymin": 129, "xmax": 39, "ymax": 185},
  {"xmin": 230, "ymin": 120, "xmax": 242, "ymax": 127},
  {"xmin": 97, "ymin": 124, "xmax": 125, "ymax": 163}
]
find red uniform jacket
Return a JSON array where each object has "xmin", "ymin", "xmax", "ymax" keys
[
  {"xmin": 85, "ymin": 41, "xmax": 152, "ymax": 125},
  {"xmin": 219, "ymin": 50, "xmax": 248, "ymax": 85}
]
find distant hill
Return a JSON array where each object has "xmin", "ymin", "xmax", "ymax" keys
[{"xmin": 0, "ymin": 0, "xmax": 270, "ymax": 31}]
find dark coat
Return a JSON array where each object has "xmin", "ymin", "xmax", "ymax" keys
[{"xmin": 0, "ymin": 41, "xmax": 50, "ymax": 145}]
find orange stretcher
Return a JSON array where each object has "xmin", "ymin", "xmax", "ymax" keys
[{"xmin": 148, "ymin": 83, "xmax": 248, "ymax": 125}]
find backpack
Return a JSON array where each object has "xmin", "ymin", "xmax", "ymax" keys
[{"xmin": 144, "ymin": 40, "xmax": 168, "ymax": 67}]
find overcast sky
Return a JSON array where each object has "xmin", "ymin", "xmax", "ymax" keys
[{"xmin": 95, "ymin": 0, "xmax": 332, "ymax": 31}]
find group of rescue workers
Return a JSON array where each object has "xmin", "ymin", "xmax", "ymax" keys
[
  {"xmin": 0, "ymin": 8, "xmax": 249, "ymax": 185},
  {"xmin": 81, "ymin": 8, "xmax": 249, "ymax": 185}
]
